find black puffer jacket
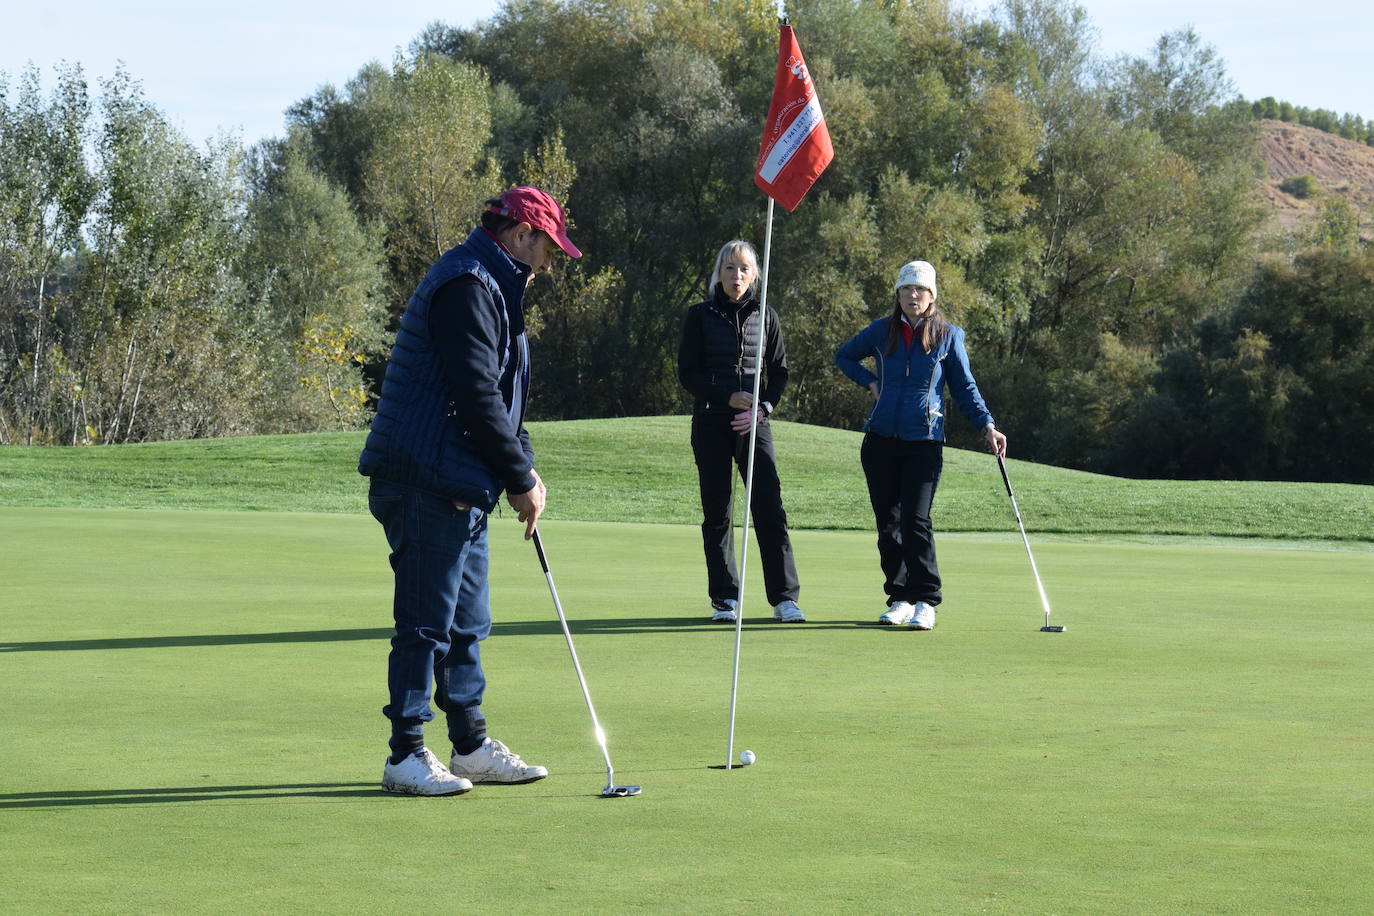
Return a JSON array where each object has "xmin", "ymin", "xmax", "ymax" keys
[{"xmin": 678, "ymin": 285, "xmax": 788, "ymax": 416}]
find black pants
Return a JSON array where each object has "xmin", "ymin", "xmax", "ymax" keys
[
  {"xmin": 860, "ymin": 434, "xmax": 943, "ymax": 607},
  {"xmin": 691, "ymin": 413, "xmax": 800, "ymax": 607}
]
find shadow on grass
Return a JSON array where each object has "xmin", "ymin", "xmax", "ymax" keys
[
  {"xmin": 0, "ymin": 781, "xmax": 663, "ymax": 807},
  {"xmin": 1, "ymin": 620, "xmax": 880, "ymax": 651},
  {"xmin": 0, "ymin": 628, "xmax": 395, "ymax": 652},
  {"xmin": 0, "ymin": 783, "xmax": 381, "ymax": 808}
]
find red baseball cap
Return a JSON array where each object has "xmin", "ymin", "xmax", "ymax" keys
[{"xmin": 489, "ymin": 187, "xmax": 582, "ymax": 259}]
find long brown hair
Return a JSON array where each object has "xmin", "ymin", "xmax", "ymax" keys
[{"xmin": 883, "ymin": 295, "xmax": 949, "ymax": 355}]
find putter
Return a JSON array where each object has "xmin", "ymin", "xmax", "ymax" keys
[
  {"xmin": 531, "ymin": 528, "xmax": 641, "ymax": 797},
  {"xmin": 996, "ymin": 455, "xmax": 1065, "ymax": 633}
]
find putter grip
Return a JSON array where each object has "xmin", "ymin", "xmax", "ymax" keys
[
  {"xmin": 996, "ymin": 455, "xmax": 1014, "ymax": 498},
  {"xmin": 531, "ymin": 528, "xmax": 550, "ymax": 573}
]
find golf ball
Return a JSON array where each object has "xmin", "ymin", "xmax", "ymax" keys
[{"xmin": 739, "ymin": 749, "xmax": 756, "ymax": 765}]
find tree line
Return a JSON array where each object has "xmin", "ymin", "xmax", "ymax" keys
[
  {"xmin": 0, "ymin": 66, "xmax": 389, "ymax": 444},
  {"xmin": 3, "ymin": 0, "xmax": 1370, "ymax": 484},
  {"xmin": 1248, "ymin": 96, "xmax": 1374, "ymax": 147}
]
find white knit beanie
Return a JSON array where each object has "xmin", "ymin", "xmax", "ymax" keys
[{"xmin": 894, "ymin": 260, "xmax": 937, "ymax": 299}]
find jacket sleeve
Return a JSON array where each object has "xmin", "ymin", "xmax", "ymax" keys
[
  {"xmin": 518, "ymin": 426, "xmax": 535, "ymax": 473},
  {"xmin": 761, "ymin": 307, "xmax": 789, "ymax": 409},
  {"xmin": 942, "ymin": 327, "xmax": 994, "ymax": 431},
  {"xmin": 678, "ymin": 305, "xmax": 731, "ymax": 406},
  {"xmin": 834, "ymin": 324, "xmax": 879, "ymax": 389},
  {"xmin": 429, "ymin": 276, "xmax": 538, "ymax": 496}
]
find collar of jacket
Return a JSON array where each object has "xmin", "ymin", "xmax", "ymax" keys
[
  {"xmin": 463, "ymin": 226, "xmax": 531, "ymax": 319},
  {"xmin": 711, "ymin": 283, "xmax": 758, "ymax": 314}
]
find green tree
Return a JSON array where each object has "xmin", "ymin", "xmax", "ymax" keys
[
  {"xmin": 1116, "ymin": 317, "xmax": 1305, "ymax": 481},
  {"xmin": 1307, "ymin": 196, "xmax": 1360, "ymax": 252},
  {"xmin": 283, "ymin": 62, "xmax": 393, "ymax": 206},
  {"xmin": 0, "ymin": 64, "xmax": 96, "ymax": 443},
  {"xmin": 1121, "ymin": 250, "xmax": 1374, "ymax": 483},
  {"xmin": 771, "ymin": 191, "xmax": 882, "ymax": 428},
  {"xmin": 270, "ymin": 0, "xmax": 1291, "ymax": 477},
  {"xmin": 241, "ymin": 145, "xmax": 390, "ymax": 430},
  {"xmin": 75, "ymin": 69, "xmax": 261, "ymax": 443},
  {"xmin": 363, "ymin": 53, "xmax": 502, "ymax": 306}
]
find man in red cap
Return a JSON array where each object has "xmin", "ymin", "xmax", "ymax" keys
[{"xmin": 360, "ymin": 187, "xmax": 581, "ymax": 795}]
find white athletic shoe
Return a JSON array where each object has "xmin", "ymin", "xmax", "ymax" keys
[
  {"xmin": 878, "ymin": 601, "xmax": 916, "ymax": 626},
  {"xmin": 908, "ymin": 601, "xmax": 937, "ymax": 630},
  {"xmin": 710, "ymin": 598, "xmax": 738, "ymax": 623},
  {"xmin": 449, "ymin": 737, "xmax": 549, "ymax": 784},
  {"xmin": 382, "ymin": 747, "xmax": 473, "ymax": 796},
  {"xmin": 773, "ymin": 599, "xmax": 806, "ymax": 623}
]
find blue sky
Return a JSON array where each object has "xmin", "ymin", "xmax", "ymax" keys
[{"xmin": 3, "ymin": 0, "xmax": 1370, "ymax": 148}]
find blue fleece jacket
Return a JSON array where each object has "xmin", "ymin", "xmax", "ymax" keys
[{"xmin": 834, "ymin": 316, "xmax": 993, "ymax": 441}]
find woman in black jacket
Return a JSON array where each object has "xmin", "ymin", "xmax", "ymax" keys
[{"xmin": 677, "ymin": 239, "xmax": 804, "ymax": 624}]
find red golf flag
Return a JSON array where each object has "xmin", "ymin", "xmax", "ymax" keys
[{"xmin": 754, "ymin": 23, "xmax": 834, "ymax": 212}]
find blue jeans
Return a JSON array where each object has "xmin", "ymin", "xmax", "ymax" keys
[{"xmin": 369, "ymin": 479, "xmax": 490, "ymax": 755}]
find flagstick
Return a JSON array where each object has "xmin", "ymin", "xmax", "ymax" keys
[{"xmin": 725, "ymin": 197, "xmax": 775, "ymax": 770}]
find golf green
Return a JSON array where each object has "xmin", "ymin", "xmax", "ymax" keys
[{"xmin": 2, "ymin": 507, "xmax": 1371, "ymax": 913}]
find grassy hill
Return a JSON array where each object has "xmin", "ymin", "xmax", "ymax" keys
[{"xmin": 2, "ymin": 417, "xmax": 1371, "ymax": 542}]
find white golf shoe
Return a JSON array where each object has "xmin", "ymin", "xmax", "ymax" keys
[
  {"xmin": 382, "ymin": 747, "xmax": 473, "ymax": 796},
  {"xmin": 773, "ymin": 599, "xmax": 806, "ymax": 623},
  {"xmin": 450, "ymin": 737, "xmax": 549, "ymax": 784},
  {"xmin": 908, "ymin": 601, "xmax": 937, "ymax": 630},
  {"xmin": 710, "ymin": 598, "xmax": 739, "ymax": 623},
  {"xmin": 878, "ymin": 601, "xmax": 916, "ymax": 626}
]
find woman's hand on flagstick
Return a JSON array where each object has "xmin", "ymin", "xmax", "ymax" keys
[{"xmin": 728, "ymin": 391, "xmax": 753, "ymax": 409}]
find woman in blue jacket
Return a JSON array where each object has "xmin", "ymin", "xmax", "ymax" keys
[{"xmin": 834, "ymin": 260, "xmax": 1007, "ymax": 630}]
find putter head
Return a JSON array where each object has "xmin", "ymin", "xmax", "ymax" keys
[
  {"xmin": 1040, "ymin": 625, "xmax": 1066, "ymax": 632},
  {"xmin": 601, "ymin": 784, "xmax": 641, "ymax": 797}
]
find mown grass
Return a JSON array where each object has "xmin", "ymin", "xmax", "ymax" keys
[
  {"xmin": 2, "ymin": 416, "xmax": 1371, "ymax": 541},
  {"xmin": 3, "ymin": 510, "xmax": 1372, "ymax": 913}
]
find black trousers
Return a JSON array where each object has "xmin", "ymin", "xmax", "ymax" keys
[
  {"xmin": 860, "ymin": 433, "xmax": 943, "ymax": 607},
  {"xmin": 691, "ymin": 413, "xmax": 800, "ymax": 607}
]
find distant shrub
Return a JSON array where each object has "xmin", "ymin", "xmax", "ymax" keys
[{"xmin": 1279, "ymin": 174, "xmax": 1323, "ymax": 199}]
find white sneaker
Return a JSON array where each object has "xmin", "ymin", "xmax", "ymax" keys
[
  {"xmin": 710, "ymin": 598, "xmax": 739, "ymax": 623},
  {"xmin": 382, "ymin": 747, "xmax": 473, "ymax": 796},
  {"xmin": 449, "ymin": 737, "xmax": 549, "ymax": 784},
  {"xmin": 878, "ymin": 601, "xmax": 915, "ymax": 626},
  {"xmin": 773, "ymin": 599, "xmax": 806, "ymax": 623},
  {"xmin": 908, "ymin": 601, "xmax": 937, "ymax": 630}
]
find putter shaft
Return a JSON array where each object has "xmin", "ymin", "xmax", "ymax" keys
[
  {"xmin": 533, "ymin": 528, "xmax": 640, "ymax": 795},
  {"xmin": 997, "ymin": 456, "xmax": 1059, "ymax": 631}
]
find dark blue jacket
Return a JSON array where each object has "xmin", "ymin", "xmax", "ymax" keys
[
  {"xmin": 359, "ymin": 227, "xmax": 535, "ymax": 510},
  {"xmin": 834, "ymin": 316, "xmax": 993, "ymax": 441}
]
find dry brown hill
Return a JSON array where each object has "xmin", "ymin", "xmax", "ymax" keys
[{"xmin": 1256, "ymin": 119, "xmax": 1374, "ymax": 239}]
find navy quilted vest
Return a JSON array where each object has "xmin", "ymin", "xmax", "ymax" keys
[{"xmin": 358, "ymin": 227, "xmax": 529, "ymax": 510}]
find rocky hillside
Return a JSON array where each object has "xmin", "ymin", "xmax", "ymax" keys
[{"xmin": 1257, "ymin": 119, "xmax": 1374, "ymax": 239}]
